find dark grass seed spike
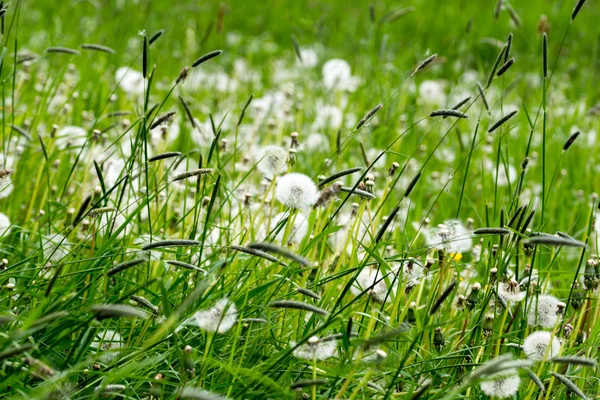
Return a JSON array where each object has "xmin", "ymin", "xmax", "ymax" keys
[
  {"xmin": 430, "ymin": 109, "xmax": 468, "ymax": 119},
  {"xmin": 268, "ymin": 300, "xmax": 329, "ymax": 316},
  {"xmin": 571, "ymin": 0, "xmax": 587, "ymax": 22},
  {"xmin": 178, "ymin": 95, "xmax": 198, "ymax": 130},
  {"xmin": 404, "ymin": 171, "xmax": 422, "ymax": 197},
  {"xmin": 563, "ymin": 131, "xmax": 580, "ymax": 151},
  {"xmin": 477, "ymin": 82, "xmax": 490, "ymax": 111},
  {"xmin": 172, "ymin": 168, "xmax": 214, "ymax": 182},
  {"xmin": 247, "ymin": 242, "xmax": 310, "ymax": 266},
  {"xmin": 10, "ymin": 124, "xmax": 32, "ymax": 140},
  {"xmin": 107, "ymin": 258, "xmax": 146, "ymax": 276},
  {"xmin": 412, "ymin": 54, "xmax": 437, "ymax": 76},
  {"xmin": 375, "ymin": 205, "xmax": 399, "ymax": 243},
  {"xmin": 496, "ymin": 58, "xmax": 515, "ymax": 77},
  {"xmin": 318, "ymin": 167, "xmax": 363, "ymax": 187},
  {"xmin": 191, "ymin": 50, "xmax": 223, "ymax": 68},
  {"xmin": 291, "ymin": 34, "xmax": 302, "ymax": 62},
  {"xmin": 296, "ymin": 287, "xmax": 321, "ymax": 301},
  {"xmin": 130, "ymin": 295, "xmax": 159, "ymax": 315},
  {"xmin": 80, "ymin": 44, "xmax": 115, "ymax": 54},
  {"xmin": 486, "ymin": 45, "xmax": 507, "ymax": 88},
  {"xmin": 237, "ymin": 94, "xmax": 253, "ymax": 127},
  {"xmin": 150, "ymin": 111, "xmax": 177, "ymax": 129},
  {"xmin": 356, "ymin": 104, "xmax": 383, "ymax": 130},
  {"xmin": 473, "ymin": 227, "xmax": 512, "ymax": 235},
  {"xmin": 550, "ymin": 372, "xmax": 589, "ymax": 400},
  {"xmin": 290, "ymin": 380, "xmax": 328, "ymax": 390},
  {"xmin": 0, "ymin": 344, "xmax": 36, "ymax": 361},
  {"xmin": 542, "ymin": 33, "xmax": 548, "ymax": 78},
  {"xmin": 165, "ymin": 260, "xmax": 206, "ymax": 273},
  {"xmin": 340, "ymin": 186, "xmax": 376, "ymax": 200},
  {"xmin": 142, "ymin": 239, "xmax": 203, "ymax": 251},
  {"xmin": 46, "ymin": 47, "xmax": 80, "ymax": 55},
  {"xmin": 90, "ymin": 304, "xmax": 148, "ymax": 320},
  {"xmin": 443, "ymin": 96, "xmax": 471, "ymax": 119},
  {"xmin": 525, "ymin": 368, "xmax": 546, "ymax": 392},
  {"xmin": 556, "ymin": 231, "xmax": 576, "ymax": 241},
  {"xmin": 429, "ymin": 280, "xmax": 457, "ymax": 315},
  {"xmin": 505, "ymin": 32, "xmax": 513, "ymax": 62},
  {"xmin": 73, "ymin": 195, "xmax": 92, "ymax": 226},
  {"xmin": 551, "ymin": 356, "xmax": 598, "ymax": 367},
  {"xmin": 149, "ymin": 29, "xmax": 164, "ymax": 45},
  {"xmin": 228, "ymin": 245, "xmax": 288, "ymax": 267},
  {"xmin": 142, "ymin": 35, "xmax": 148, "ymax": 78},
  {"xmin": 148, "ymin": 152, "xmax": 181, "ymax": 162},
  {"xmin": 526, "ymin": 235, "xmax": 586, "ymax": 248},
  {"xmin": 410, "ymin": 380, "xmax": 432, "ymax": 400},
  {"xmin": 488, "ymin": 110, "xmax": 518, "ymax": 133},
  {"xmin": 360, "ymin": 324, "xmax": 411, "ymax": 347}
]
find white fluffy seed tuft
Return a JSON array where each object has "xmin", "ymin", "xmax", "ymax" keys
[
  {"xmin": 523, "ymin": 331, "xmax": 561, "ymax": 361},
  {"xmin": 275, "ymin": 173, "xmax": 319, "ymax": 209}
]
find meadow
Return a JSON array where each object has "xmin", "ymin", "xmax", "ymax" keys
[{"xmin": 0, "ymin": 0, "xmax": 599, "ymax": 398}]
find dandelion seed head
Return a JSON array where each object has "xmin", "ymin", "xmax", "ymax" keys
[
  {"xmin": 423, "ymin": 219, "xmax": 472, "ymax": 254},
  {"xmin": 181, "ymin": 298, "xmax": 238, "ymax": 334},
  {"xmin": 257, "ymin": 145, "xmax": 288, "ymax": 178},
  {"xmin": 292, "ymin": 336, "xmax": 338, "ymax": 360},
  {"xmin": 322, "ymin": 59, "xmax": 359, "ymax": 91},
  {"xmin": 479, "ymin": 369, "xmax": 521, "ymax": 398},
  {"xmin": 115, "ymin": 67, "xmax": 145, "ymax": 96},
  {"xmin": 275, "ymin": 173, "xmax": 318, "ymax": 209},
  {"xmin": 527, "ymin": 294, "xmax": 561, "ymax": 328},
  {"xmin": 297, "ymin": 48, "xmax": 318, "ymax": 68},
  {"xmin": 0, "ymin": 212, "xmax": 10, "ymax": 235},
  {"xmin": 523, "ymin": 330, "xmax": 561, "ymax": 361},
  {"xmin": 418, "ymin": 80, "xmax": 446, "ymax": 105},
  {"xmin": 90, "ymin": 329, "xmax": 123, "ymax": 362},
  {"xmin": 498, "ymin": 279, "xmax": 526, "ymax": 303},
  {"xmin": 350, "ymin": 268, "xmax": 390, "ymax": 303}
]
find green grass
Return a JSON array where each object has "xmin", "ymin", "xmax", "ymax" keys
[{"xmin": 1, "ymin": 0, "xmax": 600, "ymax": 399}]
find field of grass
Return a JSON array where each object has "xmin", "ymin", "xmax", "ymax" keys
[{"xmin": 1, "ymin": 0, "xmax": 600, "ymax": 398}]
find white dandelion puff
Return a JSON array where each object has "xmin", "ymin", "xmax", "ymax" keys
[
  {"xmin": 42, "ymin": 234, "xmax": 71, "ymax": 263},
  {"xmin": 479, "ymin": 369, "xmax": 521, "ymax": 399},
  {"xmin": 180, "ymin": 298, "xmax": 238, "ymax": 334},
  {"xmin": 115, "ymin": 66, "xmax": 145, "ymax": 96},
  {"xmin": 90, "ymin": 329, "xmax": 123, "ymax": 363},
  {"xmin": 0, "ymin": 212, "xmax": 10, "ymax": 235},
  {"xmin": 418, "ymin": 80, "xmax": 446, "ymax": 105},
  {"xmin": 54, "ymin": 126, "xmax": 88, "ymax": 150},
  {"xmin": 297, "ymin": 48, "xmax": 318, "ymax": 68},
  {"xmin": 527, "ymin": 294, "xmax": 561, "ymax": 328},
  {"xmin": 322, "ymin": 59, "xmax": 359, "ymax": 91},
  {"xmin": 498, "ymin": 279, "xmax": 526, "ymax": 303},
  {"xmin": 292, "ymin": 336, "xmax": 338, "ymax": 360},
  {"xmin": 256, "ymin": 145, "xmax": 288, "ymax": 178},
  {"xmin": 523, "ymin": 331, "xmax": 561, "ymax": 361},
  {"xmin": 275, "ymin": 173, "xmax": 319, "ymax": 209},
  {"xmin": 423, "ymin": 219, "xmax": 472, "ymax": 254},
  {"xmin": 350, "ymin": 267, "xmax": 390, "ymax": 303}
]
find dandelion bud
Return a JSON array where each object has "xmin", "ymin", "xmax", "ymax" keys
[
  {"xmin": 243, "ymin": 192, "xmax": 252, "ymax": 206},
  {"xmin": 466, "ymin": 283, "xmax": 481, "ymax": 310},
  {"xmin": 456, "ymin": 294, "xmax": 466, "ymax": 311},
  {"xmin": 51, "ymin": 124, "xmax": 59, "ymax": 137},
  {"xmin": 571, "ymin": 282, "xmax": 584, "ymax": 310},
  {"xmin": 483, "ymin": 313, "xmax": 494, "ymax": 337},
  {"xmin": 433, "ymin": 327, "xmax": 445, "ymax": 350},
  {"xmin": 183, "ymin": 345, "xmax": 195, "ymax": 375},
  {"xmin": 365, "ymin": 179, "xmax": 374, "ymax": 194},
  {"xmin": 375, "ymin": 349, "xmax": 388, "ymax": 361},
  {"xmin": 563, "ymin": 323, "xmax": 574, "ymax": 338},
  {"xmin": 405, "ymin": 302, "xmax": 417, "ymax": 325},
  {"xmin": 489, "ymin": 268, "xmax": 498, "ymax": 283},
  {"xmin": 287, "ymin": 148, "xmax": 297, "ymax": 166},
  {"xmin": 491, "ymin": 244, "xmax": 499, "ymax": 257},
  {"xmin": 220, "ymin": 138, "xmax": 228, "ymax": 152},
  {"xmin": 556, "ymin": 301, "xmax": 566, "ymax": 314},
  {"xmin": 584, "ymin": 259, "xmax": 598, "ymax": 290},
  {"xmin": 388, "ymin": 162, "xmax": 399, "ymax": 177},
  {"xmin": 202, "ymin": 196, "xmax": 211, "ymax": 207},
  {"xmin": 176, "ymin": 66, "xmax": 190, "ymax": 84},
  {"xmin": 290, "ymin": 131, "xmax": 300, "ymax": 149},
  {"xmin": 92, "ymin": 363, "xmax": 101, "ymax": 371}
]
